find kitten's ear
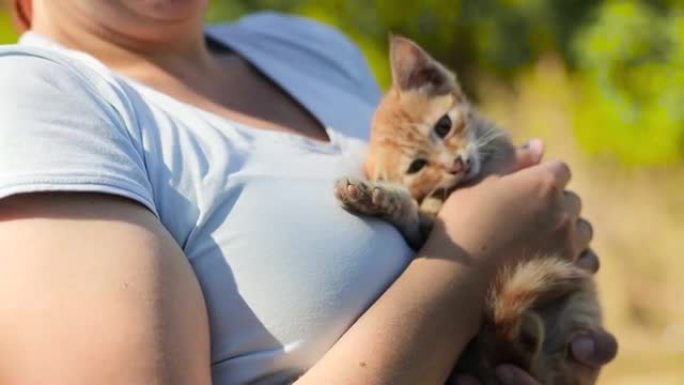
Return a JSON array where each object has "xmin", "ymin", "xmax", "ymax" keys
[{"xmin": 389, "ymin": 35, "xmax": 454, "ymax": 94}]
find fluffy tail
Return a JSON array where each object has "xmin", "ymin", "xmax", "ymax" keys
[{"xmin": 487, "ymin": 257, "xmax": 593, "ymax": 337}]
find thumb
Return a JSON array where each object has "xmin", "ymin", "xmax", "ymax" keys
[{"xmin": 511, "ymin": 139, "xmax": 544, "ymax": 172}]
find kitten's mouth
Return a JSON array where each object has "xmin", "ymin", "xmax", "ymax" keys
[
  {"xmin": 427, "ymin": 156, "xmax": 479, "ymax": 201},
  {"xmin": 447, "ymin": 157, "xmax": 470, "ymax": 175},
  {"xmin": 429, "ymin": 165, "xmax": 478, "ymax": 201}
]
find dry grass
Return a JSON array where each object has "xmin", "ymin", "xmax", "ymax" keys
[{"xmin": 477, "ymin": 56, "xmax": 684, "ymax": 384}]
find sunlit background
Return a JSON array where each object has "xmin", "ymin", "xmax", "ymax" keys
[{"xmin": 1, "ymin": 1, "xmax": 683, "ymax": 384}]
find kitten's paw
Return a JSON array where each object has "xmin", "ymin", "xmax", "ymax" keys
[{"xmin": 334, "ymin": 177, "xmax": 399, "ymax": 217}]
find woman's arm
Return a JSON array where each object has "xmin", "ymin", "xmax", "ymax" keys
[
  {"xmin": 0, "ymin": 193, "xmax": 212, "ymax": 385},
  {"xmin": 296, "ymin": 147, "xmax": 586, "ymax": 385},
  {"xmin": 298, "ymin": 232, "xmax": 494, "ymax": 385}
]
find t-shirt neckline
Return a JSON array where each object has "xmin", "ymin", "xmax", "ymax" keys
[{"xmin": 18, "ymin": 30, "xmax": 343, "ymax": 153}]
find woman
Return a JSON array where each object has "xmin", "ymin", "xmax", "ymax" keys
[{"xmin": 0, "ymin": 1, "xmax": 616, "ymax": 384}]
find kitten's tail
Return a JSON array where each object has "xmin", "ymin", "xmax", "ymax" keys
[{"xmin": 488, "ymin": 257, "xmax": 593, "ymax": 337}]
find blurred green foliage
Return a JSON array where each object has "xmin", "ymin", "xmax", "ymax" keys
[
  {"xmin": 0, "ymin": 1, "xmax": 681, "ymax": 165},
  {"xmin": 573, "ymin": 1, "xmax": 684, "ymax": 164},
  {"xmin": 207, "ymin": 0, "xmax": 684, "ymax": 165},
  {"xmin": 207, "ymin": 0, "xmax": 601, "ymax": 90},
  {"xmin": 0, "ymin": 7, "xmax": 16, "ymax": 44}
]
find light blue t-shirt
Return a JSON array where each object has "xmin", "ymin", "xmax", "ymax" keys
[{"xmin": 0, "ymin": 12, "xmax": 413, "ymax": 385}]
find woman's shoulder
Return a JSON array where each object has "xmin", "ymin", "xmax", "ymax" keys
[
  {"xmin": 206, "ymin": 11, "xmax": 381, "ymax": 103},
  {"xmin": 0, "ymin": 44, "xmax": 156, "ymax": 215},
  {"xmin": 0, "ymin": 42, "xmax": 133, "ymax": 117}
]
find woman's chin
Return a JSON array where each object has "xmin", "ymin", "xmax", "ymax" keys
[{"xmin": 125, "ymin": 0, "xmax": 208, "ymax": 23}]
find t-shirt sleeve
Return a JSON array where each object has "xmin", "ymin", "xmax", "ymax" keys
[{"xmin": 0, "ymin": 48, "xmax": 156, "ymax": 214}]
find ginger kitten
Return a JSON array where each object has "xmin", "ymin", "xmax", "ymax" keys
[{"xmin": 334, "ymin": 36, "xmax": 604, "ymax": 385}]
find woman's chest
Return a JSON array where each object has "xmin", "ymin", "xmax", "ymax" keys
[
  {"xmin": 140, "ymin": 114, "xmax": 413, "ymax": 376},
  {"xmin": 140, "ymin": 53, "xmax": 330, "ymax": 143}
]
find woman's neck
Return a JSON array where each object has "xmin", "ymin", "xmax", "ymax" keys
[
  {"xmin": 26, "ymin": 2, "xmax": 330, "ymax": 141},
  {"xmin": 29, "ymin": 2, "xmax": 218, "ymax": 83}
]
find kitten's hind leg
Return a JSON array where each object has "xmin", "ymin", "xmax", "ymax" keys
[{"xmin": 335, "ymin": 177, "xmax": 425, "ymax": 248}]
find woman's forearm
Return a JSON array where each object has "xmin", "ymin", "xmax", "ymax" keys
[{"xmin": 296, "ymin": 233, "xmax": 494, "ymax": 385}]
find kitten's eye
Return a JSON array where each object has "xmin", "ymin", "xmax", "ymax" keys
[
  {"xmin": 406, "ymin": 159, "xmax": 428, "ymax": 174},
  {"xmin": 434, "ymin": 114, "xmax": 452, "ymax": 138}
]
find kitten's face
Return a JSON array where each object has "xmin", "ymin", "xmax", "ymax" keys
[
  {"xmin": 369, "ymin": 84, "xmax": 482, "ymax": 203},
  {"xmin": 366, "ymin": 37, "xmax": 491, "ymax": 203}
]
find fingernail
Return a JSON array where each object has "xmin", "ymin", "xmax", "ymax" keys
[
  {"xmin": 572, "ymin": 330, "xmax": 619, "ymax": 367},
  {"xmin": 572, "ymin": 336, "xmax": 595, "ymax": 359},
  {"xmin": 578, "ymin": 220, "xmax": 593, "ymax": 242},
  {"xmin": 496, "ymin": 365, "xmax": 515, "ymax": 383},
  {"xmin": 528, "ymin": 139, "xmax": 543, "ymax": 155},
  {"xmin": 576, "ymin": 251, "xmax": 600, "ymax": 273}
]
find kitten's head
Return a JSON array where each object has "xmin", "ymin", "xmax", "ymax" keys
[{"xmin": 366, "ymin": 36, "xmax": 502, "ymax": 203}]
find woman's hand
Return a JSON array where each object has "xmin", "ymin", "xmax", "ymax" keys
[
  {"xmin": 448, "ymin": 140, "xmax": 618, "ymax": 385},
  {"xmin": 431, "ymin": 142, "xmax": 589, "ymax": 270},
  {"xmin": 452, "ymin": 332, "xmax": 619, "ymax": 385}
]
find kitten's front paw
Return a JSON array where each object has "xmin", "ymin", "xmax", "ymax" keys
[{"xmin": 334, "ymin": 177, "xmax": 399, "ymax": 217}]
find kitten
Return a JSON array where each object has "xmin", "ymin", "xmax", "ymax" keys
[{"xmin": 334, "ymin": 36, "xmax": 604, "ymax": 385}]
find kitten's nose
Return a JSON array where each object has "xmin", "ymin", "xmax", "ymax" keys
[{"xmin": 448, "ymin": 156, "xmax": 469, "ymax": 174}]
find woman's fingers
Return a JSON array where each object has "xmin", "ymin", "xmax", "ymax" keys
[
  {"xmin": 496, "ymin": 365, "xmax": 541, "ymax": 385},
  {"xmin": 577, "ymin": 220, "xmax": 593, "ymax": 251},
  {"xmin": 546, "ymin": 160, "xmax": 572, "ymax": 188},
  {"xmin": 512, "ymin": 139, "xmax": 544, "ymax": 172},
  {"xmin": 558, "ymin": 190, "xmax": 591, "ymax": 259},
  {"xmin": 577, "ymin": 219, "xmax": 593, "ymax": 243},
  {"xmin": 474, "ymin": 139, "xmax": 544, "ymax": 180},
  {"xmin": 576, "ymin": 249, "xmax": 600, "ymax": 273},
  {"xmin": 570, "ymin": 330, "xmax": 619, "ymax": 368},
  {"xmin": 488, "ymin": 330, "xmax": 618, "ymax": 385},
  {"xmin": 571, "ymin": 218, "xmax": 594, "ymax": 259},
  {"xmin": 563, "ymin": 191, "xmax": 582, "ymax": 218}
]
